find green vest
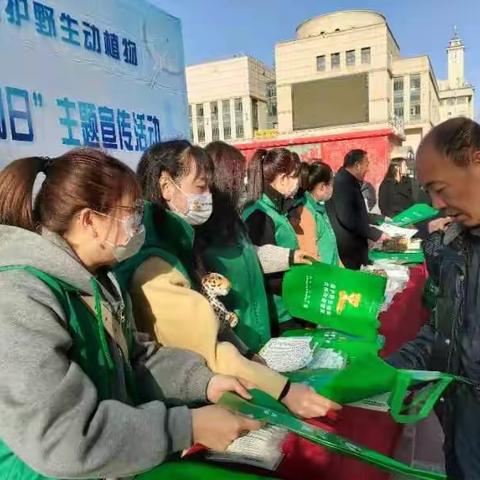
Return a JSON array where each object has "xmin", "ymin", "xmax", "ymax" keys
[
  {"xmin": 0, "ymin": 266, "xmax": 137, "ymax": 480},
  {"xmin": 302, "ymin": 192, "xmax": 341, "ymax": 267},
  {"xmin": 243, "ymin": 194, "xmax": 298, "ymax": 325},
  {"xmin": 202, "ymin": 229, "xmax": 271, "ymax": 352},
  {"xmin": 115, "ymin": 202, "xmax": 193, "ymax": 291}
]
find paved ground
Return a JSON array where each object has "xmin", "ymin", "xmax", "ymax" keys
[{"xmin": 392, "ymin": 413, "xmax": 445, "ymax": 479}]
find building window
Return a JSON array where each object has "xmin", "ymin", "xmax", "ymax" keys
[
  {"xmin": 331, "ymin": 52, "xmax": 340, "ymax": 69},
  {"xmin": 410, "ymin": 74, "xmax": 421, "ymax": 121},
  {"xmin": 188, "ymin": 104, "xmax": 194, "ymax": 141},
  {"xmin": 410, "ymin": 74, "xmax": 421, "ymax": 92},
  {"xmin": 234, "ymin": 97, "xmax": 244, "ymax": 139},
  {"xmin": 447, "ymin": 98, "xmax": 455, "ymax": 106},
  {"xmin": 252, "ymin": 98, "xmax": 259, "ymax": 132},
  {"xmin": 410, "ymin": 104, "xmax": 421, "ymax": 119},
  {"xmin": 210, "ymin": 101, "xmax": 219, "ymax": 141},
  {"xmin": 346, "ymin": 50, "xmax": 355, "ymax": 67},
  {"xmin": 457, "ymin": 96, "xmax": 467, "ymax": 104},
  {"xmin": 394, "ymin": 77, "xmax": 404, "ymax": 93},
  {"xmin": 393, "ymin": 77, "xmax": 404, "ymax": 119},
  {"xmin": 316, "ymin": 55, "xmax": 326, "ymax": 71},
  {"xmin": 361, "ymin": 47, "xmax": 371, "ymax": 64},
  {"xmin": 266, "ymin": 81, "xmax": 277, "ymax": 129},
  {"xmin": 222, "ymin": 100, "xmax": 231, "ymax": 140},
  {"xmin": 196, "ymin": 104, "xmax": 205, "ymax": 143}
]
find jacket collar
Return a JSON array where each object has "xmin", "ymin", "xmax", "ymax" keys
[
  {"xmin": 341, "ymin": 167, "xmax": 362, "ymax": 187},
  {"xmin": 143, "ymin": 201, "xmax": 195, "ymax": 259},
  {"xmin": 264, "ymin": 184, "xmax": 292, "ymax": 214},
  {"xmin": 444, "ymin": 222, "xmax": 480, "ymax": 246},
  {"xmin": 305, "ymin": 192, "xmax": 326, "ymax": 213}
]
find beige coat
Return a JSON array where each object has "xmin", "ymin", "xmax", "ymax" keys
[{"xmin": 129, "ymin": 256, "xmax": 288, "ymax": 399}]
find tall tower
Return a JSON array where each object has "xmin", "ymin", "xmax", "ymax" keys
[{"xmin": 447, "ymin": 26, "xmax": 465, "ymax": 89}]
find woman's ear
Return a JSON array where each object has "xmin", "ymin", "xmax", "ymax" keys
[
  {"xmin": 77, "ymin": 208, "xmax": 94, "ymax": 230},
  {"xmin": 159, "ymin": 172, "xmax": 174, "ymax": 202}
]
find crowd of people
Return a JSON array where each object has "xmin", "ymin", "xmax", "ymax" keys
[{"xmin": 0, "ymin": 116, "xmax": 479, "ymax": 479}]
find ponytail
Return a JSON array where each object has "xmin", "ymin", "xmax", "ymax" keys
[
  {"xmin": 298, "ymin": 162, "xmax": 312, "ymax": 192},
  {"xmin": 0, "ymin": 148, "xmax": 140, "ymax": 235},
  {"xmin": 246, "ymin": 148, "xmax": 267, "ymax": 204},
  {"xmin": 246, "ymin": 148, "xmax": 300, "ymax": 204},
  {"xmin": 0, "ymin": 156, "xmax": 46, "ymax": 231}
]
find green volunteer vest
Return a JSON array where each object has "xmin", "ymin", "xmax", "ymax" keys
[
  {"xmin": 202, "ymin": 228, "xmax": 272, "ymax": 352},
  {"xmin": 243, "ymin": 194, "xmax": 298, "ymax": 325},
  {"xmin": 115, "ymin": 201, "xmax": 193, "ymax": 292},
  {"xmin": 302, "ymin": 192, "xmax": 341, "ymax": 267},
  {"xmin": 0, "ymin": 266, "xmax": 137, "ymax": 480}
]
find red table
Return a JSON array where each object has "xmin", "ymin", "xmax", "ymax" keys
[{"xmin": 277, "ymin": 265, "xmax": 429, "ymax": 480}]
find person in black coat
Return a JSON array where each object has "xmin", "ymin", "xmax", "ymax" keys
[
  {"xmin": 326, "ymin": 149, "xmax": 387, "ymax": 270},
  {"xmin": 378, "ymin": 157, "xmax": 415, "ymax": 218}
]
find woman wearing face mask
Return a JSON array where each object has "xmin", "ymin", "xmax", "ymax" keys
[
  {"xmin": 378, "ymin": 157, "xmax": 414, "ymax": 218},
  {"xmin": 244, "ymin": 148, "xmax": 316, "ymax": 334},
  {"xmin": 290, "ymin": 161, "xmax": 341, "ymax": 266},
  {"xmin": 116, "ymin": 141, "xmax": 340, "ymax": 420},
  {"xmin": 0, "ymin": 149, "xmax": 263, "ymax": 479},
  {"xmin": 196, "ymin": 142, "xmax": 307, "ymax": 352}
]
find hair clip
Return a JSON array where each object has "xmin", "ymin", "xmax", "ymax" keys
[{"xmin": 41, "ymin": 156, "xmax": 54, "ymax": 174}]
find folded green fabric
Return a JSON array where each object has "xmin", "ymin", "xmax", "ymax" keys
[{"xmin": 220, "ymin": 389, "xmax": 448, "ymax": 480}]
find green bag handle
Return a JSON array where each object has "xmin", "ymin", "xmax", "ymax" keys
[
  {"xmin": 220, "ymin": 389, "xmax": 447, "ymax": 480},
  {"xmin": 389, "ymin": 370, "xmax": 455, "ymax": 424}
]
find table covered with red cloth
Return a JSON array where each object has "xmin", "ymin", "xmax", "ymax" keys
[{"xmin": 277, "ymin": 264, "xmax": 429, "ymax": 480}]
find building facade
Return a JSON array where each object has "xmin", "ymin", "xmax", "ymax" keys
[
  {"xmin": 186, "ymin": 10, "xmax": 475, "ymax": 185},
  {"xmin": 186, "ymin": 56, "xmax": 275, "ymax": 144},
  {"xmin": 274, "ymin": 11, "xmax": 475, "ymax": 153},
  {"xmin": 437, "ymin": 30, "xmax": 475, "ymax": 121}
]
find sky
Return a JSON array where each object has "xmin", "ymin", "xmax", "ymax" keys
[{"xmin": 151, "ymin": 0, "xmax": 480, "ymax": 118}]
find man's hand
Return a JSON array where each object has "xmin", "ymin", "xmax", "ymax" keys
[{"xmin": 428, "ymin": 217, "xmax": 452, "ymax": 234}]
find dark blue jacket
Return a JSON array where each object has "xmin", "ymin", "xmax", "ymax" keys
[{"xmin": 388, "ymin": 224, "xmax": 480, "ymax": 479}]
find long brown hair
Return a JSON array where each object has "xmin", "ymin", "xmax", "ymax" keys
[
  {"xmin": 384, "ymin": 158, "xmax": 406, "ymax": 182},
  {"xmin": 246, "ymin": 148, "xmax": 300, "ymax": 203},
  {"xmin": 0, "ymin": 148, "xmax": 140, "ymax": 233},
  {"xmin": 195, "ymin": 142, "xmax": 246, "ymax": 264}
]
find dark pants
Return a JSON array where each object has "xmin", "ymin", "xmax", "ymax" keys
[{"xmin": 444, "ymin": 386, "xmax": 480, "ymax": 480}]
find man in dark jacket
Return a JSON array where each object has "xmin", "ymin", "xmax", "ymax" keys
[
  {"xmin": 327, "ymin": 149, "xmax": 386, "ymax": 269},
  {"xmin": 388, "ymin": 117, "xmax": 480, "ymax": 479}
]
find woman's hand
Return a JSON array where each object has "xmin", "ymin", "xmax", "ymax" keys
[
  {"xmin": 192, "ymin": 406, "xmax": 261, "ymax": 451},
  {"xmin": 206, "ymin": 374, "xmax": 252, "ymax": 403},
  {"xmin": 293, "ymin": 250, "xmax": 318, "ymax": 265},
  {"xmin": 282, "ymin": 383, "xmax": 342, "ymax": 418}
]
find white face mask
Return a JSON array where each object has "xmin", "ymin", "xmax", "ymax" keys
[
  {"xmin": 109, "ymin": 226, "xmax": 146, "ymax": 262},
  {"xmin": 171, "ymin": 182, "xmax": 213, "ymax": 226},
  {"xmin": 287, "ymin": 184, "xmax": 299, "ymax": 199},
  {"xmin": 97, "ymin": 211, "xmax": 146, "ymax": 262}
]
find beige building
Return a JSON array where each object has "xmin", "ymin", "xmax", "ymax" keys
[
  {"xmin": 275, "ymin": 10, "xmax": 475, "ymax": 152},
  {"xmin": 186, "ymin": 11, "xmax": 475, "ymax": 153},
  {"xmin": 438, "ymin": 31, "xmax": 475, "ymax": 121},
  {"xmin": 186, "ymin": 56, "xmax": 275, "ymax": 144}
]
